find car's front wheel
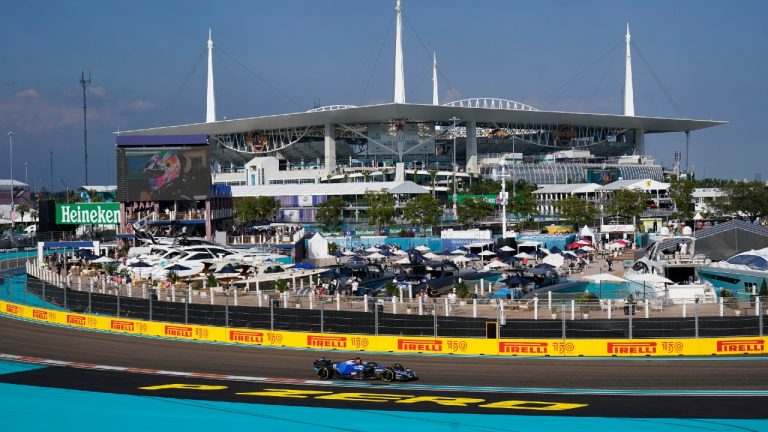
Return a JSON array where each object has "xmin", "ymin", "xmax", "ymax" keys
[
  {"xmin": 381, "ymin": 368, "xmax": 395, "ymax": 382},
  {"xmin": 317, "ymin": 367, "xmax": 333, "ymax": 380}
]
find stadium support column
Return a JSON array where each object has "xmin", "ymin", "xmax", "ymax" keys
[
  {"xmin": 465, "ymin": 120, "xmax": 478, "ymax": 174},
  {"xmin": 635, "ymin": 128, "xmax": 645, "ymax": 155},
  {"xmin": 324, "ymin": 123, "xmax": 337, "ymax": 175}
]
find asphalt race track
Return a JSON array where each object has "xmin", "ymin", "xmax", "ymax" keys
[{"xmin": 1, "ymin": 315, "xmax": 768, "ymax": 422}]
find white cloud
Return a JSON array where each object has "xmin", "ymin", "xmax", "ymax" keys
[
  {"xmin": 443, "ymin": 88, "xmax": 462, "ymax": 104},
  {"xmin": 124, "ymin": 99, "xmax": 157, "ymax": 111},
  {"xmin": 87, "ymin": 85, "xmax": 108, "ymax": 98},
  {"xmin": 15, "ymin": 89, "xmax": 39, "ymax": 98}
]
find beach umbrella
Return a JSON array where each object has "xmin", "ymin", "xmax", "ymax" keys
[
  {"xmin": 342, "ymin": 250, "xmax": 358, "ymax": 256},
  {"xmin": 499, "ymin": 245, "xmax": 515, "ymax": 252},
  {"xmin": 465, "ymin": 253, "xmax": 480, "ymax": 260},
  {"xmin": 566, "ymin": 242, "xmax": 582, "ymax": 249},
  {"xmin": 563, "ymin": 251, "xmax": 579, "ymax": 259},
  {"xmin": 165, "ymin": 264, "xmax": 191, "ymax": 272},
  {"xmin": 92, "ymin": 256, "xmax": 117, "ymax": 264},
  {"xmin": 452, "ymin": 255, "xmax": 472, "ymax": 263},
  {"xmin": 549, "ymin": 246, "xmax": 562, "ymax": 254},
  {"xmin": 423, "ymin": 252, "xmax": 439, "ymax": 260},
  {"xmin": 580, "ymin": 245, "xmax": 595, "ymax": 251},
  {"xmin": 450, "ymin": 249, "xmax": 467, "ymax": 255},
  {"xmin": 394, "ymin": 256, "xmax": 410, "ymax": 265},
  {"xmin": 367, "ymin": 252, "xmax": 386, "ymax": 259},
  {"xmin": 349, "ymin": 256, "xmax": 366, "ymax": 262},
  {"xmin": 483, "ymin": 260, "xmax": 508, "ymax": 270},
  {"xmin": 534, "ymin": 263, "xmax": 556, "ymax": 269},
  {"xmin": 479, "ymin": 250, "xmax": 497, "ymax": 257},
  {"xmin": 515, "ymin": 252, "xmax": 534, "ymax": 259},
  {"xmin": 392, "ymin": 249, "xmax": 408, "ymax": 256},
  {"xmin": 415, "ymin": 245, "xmax": 430, "ymax": 252},
  {"xmin": 577, "ymin": 239, "xmax": 592, "ymax": 245},
  {"xmin": 365, "ymin": 246, "xmax": 381, "ymax": 253},
  {"xmin": 128, "ymin": 261, "xmax": 152, "ymax": 268},
  {"xmin": 542, "ymin": 253, "xmax": 565, "ymax": 268}
]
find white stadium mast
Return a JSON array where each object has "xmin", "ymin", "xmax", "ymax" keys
[
  {"xmin": 432, "ymin": 52, "xmax": 439, "ymax": 105},
  {"xmin": 393, "ymin": 0, "xmax": 406, "ymax": 104},
  {"xmin": 206, "ymin": 28, "xmax": 216, "ymax": 122},
  {"xmin": 623, "ymin": 23, "xmax": 635, "ymax": 116}
]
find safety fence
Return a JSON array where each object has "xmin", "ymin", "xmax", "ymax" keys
[{"xmin": 5, "ymin": 273, "xmax": 765, "ymax": 340}]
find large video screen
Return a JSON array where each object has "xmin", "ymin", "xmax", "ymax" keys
[{"xmin": 118, "ymin": 147, "xmax": 210, "ymax": 201}]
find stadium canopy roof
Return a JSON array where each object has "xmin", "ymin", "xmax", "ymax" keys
[
  {"xmin": 533, "ymin": 183, "xmax": 603, "ymax": 194},
  {"xmin": 694, "ymin": 219, "xmax": 768, "ymax": 261},
  {"xmin": 230, "ymin": 181, "xmax": 428, "ymax": 197},
  {"xmin": 119, "ymin": 103, "xmax": 726, "ymax": 136}
]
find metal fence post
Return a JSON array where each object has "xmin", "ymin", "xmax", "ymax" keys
[
  {"xmin": 149, "ymin": 289, "xmax": 153, "ymax": 321},
  {"xmin": 184, "ymin": 289, "xmax": 189, "ymax": 325},
  {"xmin": 225, "ymin": 290, "xmax": 229, "ymax": 328},
  {"xmin": 320, "ymin": 297, "xmax": 324, "ymax": 334},
  {"xmin": 270, "ymin": 297, "xmax": 274, "ymax": 331},
  {"xmin": 116, "ymin": 288, "xmax": 120, "ymax": 317},
  {"xmin": 694, "ymin": 298, "xmax": 699, "ymax": 338},
  {"xmin": 87, "ymin": 290, "xmax": 92, "ymax": 313},
  {"xmin": 561, "ymin": 300, "xmax": 567, "ymax": 339},
  {"xmin": 758, "ymin": 297, "xmax": 763, "ymax": 337},
  {"xmin": 433, "ymin": 302, "xmax": 438, "ymax": 338},
  {"xmin": 628, "ymin": 301, "xmax": 633, "ymax": 339},
  {"xmin": 374, "ymin": 299, "xmax": 379, "ymax": 336},
  {"xmin": 42, "ymin": 279, "xmax": 46, "ymax": 304}
]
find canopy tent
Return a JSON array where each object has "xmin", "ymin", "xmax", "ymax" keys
[
  {"xmin": 452, "ymin": 255, "xmax": 472, "ymax": 263},
  {"xmin": 483, "ymin": 260, "xmax": 508, "ymax": 270},
  {"xmin": 499, "ymin": 245, "xmax": 515, "ymax": 252},
  {"xmin": 583, "ymin": 273, "xmax": 627, "ymax": 283},
  {"xmin": 307, "ymin": 233, "xmax": 331, "ymax": 259},
  {"xmin": 514, "ymin": 252, "xmax": 535, "ymax": 259},
  {"xmin": 580, "ymin": 225, "xmax": 595, "ymax": 242},
  {"xmin": 542, "ymin": 253, "xmax": 565, "ymax": 268},
  {"xmin": 694, "ymin": 219, "xmax": 768, "ymax": 261}
]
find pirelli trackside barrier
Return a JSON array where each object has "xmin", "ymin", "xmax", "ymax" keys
[{"xmin": 2, "ymin": 299, "xmax": 766, "ymax": 357}]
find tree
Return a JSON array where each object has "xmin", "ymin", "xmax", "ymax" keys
[
  {"xmin": 508, "ymin": 180, "xmax": 538, "ymax": 224},
  {"xmin": 88, "ymin": 189, "xmax": 103, "ymax": 203},
  {"xmin": 362, "ymin": 171, "xmax": 371, "ymax": 183},
  {"xmin": 457, "ymin": 197, "xmax": 495, "ymax": 227},
  {"xmin": 555, "ymin": 195, "xmax": 597, "ymax": 228},
  {"xmin": 15, "ymin": 203, "xmax": 29, "ymax": 223},
  {"xmin": 759, "ymin": 278, "xmax": 768, "ymax": 297},
  {"xmin": 606, "ymin": 189, "xmax": 649, "ymax": 224},
  {"xmin": 316, "ymin": 196, "xmax": 348, "ymax": 232},
  {"xmin": 233, "ymin": 197, "xmax": 258, "ymax": 224},
  {"xmin": 254, "ymin": 196, "xmax": 281, "ymax": 221},
  {"xmin": 364, "ymin": 189, "xmax": 396, "ymax": 235},
  {"xmin": 668, "ymin": 177, "xmax": 695, "ymax": 221},
  {"xmin": 402, "ymin": 194, "xmax": 443, "ymax": 236},
  {"xmin": 428, "ymin": 169, "xmax": 438, "ymax": 197},
  {"xmin": 712, "ymin": 181, "xmax": 768, "ymax": 220}
]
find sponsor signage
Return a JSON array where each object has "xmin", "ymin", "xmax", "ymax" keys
[
  {"xmin": 397, "ymin": 339, "xmax": 442, "ymax": 352},
  {"xmin": 164, "ymin": 325, "xmax": 193, "ymax": 337},
  {"xmin": 111, "ymin": 320, "xmax": 135, "ymax": 332},
  {"xmin": 5, "ymin": 304, "xmax": 21, "ymax": 315},
  {"xmin": 67, "ymin": 315, "xmax": 87, "ymax": 326},
  {"xmin": 607, "ymin": 342, "xmax": 657, "ymax": 355},
  {"xmin": 230, "ymin": 330, "xmax": 264, "ymax": 343},
  {"xmin": 499, "ymin": 341, "xmax": 548, "ymax": 354},
  {"xmin": 307, "ymin": 335, "xmax": 347, "ymax": 348},
  {"xmin": 716, "ymin": 339, "xmax": 764, "ymax": 353},
  {"xmin": 56, "ymin": 203, "xmax": 121, "ymax": 225}
]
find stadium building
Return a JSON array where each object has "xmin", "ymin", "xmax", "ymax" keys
[{"xmin": 117, "ymin": 2, "xmax": 725, "ymax": 229}]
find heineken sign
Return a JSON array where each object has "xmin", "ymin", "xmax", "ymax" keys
[{"xmin": 56, "ymin": 203, "xmax": 121, "ymax": 225}]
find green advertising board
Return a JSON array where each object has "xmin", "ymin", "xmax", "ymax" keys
[
  {"xmin": 456, "ymin": 194, "xmax": 497, "ymax": 205},
  {"xmin": 56, "ymin": 202, "xmax": 121, "ymax": 225}
]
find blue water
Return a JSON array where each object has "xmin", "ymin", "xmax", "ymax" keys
[{"xmin": 0, "ymin": 361, "xmax": 763, "ymax": 431}]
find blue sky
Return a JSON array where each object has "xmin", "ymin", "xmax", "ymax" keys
[{"xmin": 1, "ymin": 0, "xmax": 766, "ymax": 189}]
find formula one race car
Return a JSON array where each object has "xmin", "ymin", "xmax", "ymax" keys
[{"xmin": 313, "ymin": 358, "xmax": 418, "ymax": 382}]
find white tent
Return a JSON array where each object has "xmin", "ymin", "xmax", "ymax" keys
[
  {"xmin": 580, "ymin": 225, "xmax": 595, "ymax": 242},
  {"xmin": 499, "ymin": 245, "xmax": 514, "ymax": 252},
  {"xmin": 92, "ymin": 256, "xmax": 117, "ymax": 264},
  {"xmin": 624, "ymin": 273, "xmax": 674, "ymax": 284},
  {"xmin": 542, "ymin": 253, "xmax": 565, "ymax": 268},
  {"xmin": 452, "ymin": 255, "xmax": 472, "ymax": 263},
  {"xmin": 367, "ymin": 252, "xmax": 386, "ymax": 259},
  {"xmin": 307, "ymin": 233, "xmax": 330, "ymax": 259},
  {"xmin": 514, "ymin": 252, "xmax": 535, "ymax": 259},
  {"xmin": 583, "ymin": 273, "xmax": 627, "ymax": 283},
  {"xmin": 479, "ymin": 250, "xmax": 497, "ymax": 256}
]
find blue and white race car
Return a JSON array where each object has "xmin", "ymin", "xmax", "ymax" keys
[{"xmin": 313, "ymin": 357, "xmax": 418, "ymax": 382}]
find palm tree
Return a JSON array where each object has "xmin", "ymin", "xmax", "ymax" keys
[{"xmin": 428, "ymin": 170, "xmax": 438, "ymax": 197}]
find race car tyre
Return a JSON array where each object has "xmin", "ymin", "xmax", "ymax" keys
[
  {"xmin": 317, "ymin": 366, "xmax": 333, "ymax": 380},
  {"xmin": 392, "ymin": 363, "xmax": 404, "ymax": 371},
  {"xmin": 381, "ymin": 368, "xmax": 396, "ymax": 382}
]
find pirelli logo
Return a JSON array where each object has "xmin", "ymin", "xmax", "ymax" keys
[
  {"xmin": 716, "ymin": 339, "xmax": 764, "ymax": 353},
  {"xmin": 5, "ymin": 304, "xmax": 21, "ymax": 315},
  {"xmin": 164, "ymin": 325, "xmax": 193, "ymax": 337},
  {"xmin": 607, "ymin": 342, "xmax": 657, "ymax": 355},
  {"xmin": 499, "ymin": 341, "xmax": 548, "ymax": 354},
  {"xmin": 398, "ymin": 339, "xmax": 442, "ymax": 352},
  {"xmin": 32, "ymin": 309, "xmax": 48, "ymax": 320},
  {"xmin": 67, "ymin": 315, "xmax": 87, "ymax": 326},
  {"xmin": 111, "ymin": 320, "xmax": 135, "ymax": 331},
  {"xmin": 230, "ymin": 330, "xmax": 264, "ymax": 343},
  {"xmin": 307, "ymin": 335, "xmax": 347, "ymax": 348}
]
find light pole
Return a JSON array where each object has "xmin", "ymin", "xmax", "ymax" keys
[
  {"xmin": 499, "ymin": 158, "xmax": 507, "ymax": 238},
  {"xmin": 449, "ymin": 116, "xmax": 460, "ymax": 217},
  {"xmin": 7, "ymin": 131, "xmax": 14, "ymax": 229},
  {"xmin": 24, "ymin": 162, "xmax": 28, "ymax": 187},
  {"xmin": 58, "ymin": 178, "xmax": 70, "ymax": 203}
]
